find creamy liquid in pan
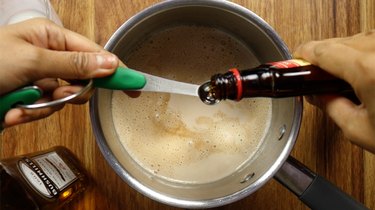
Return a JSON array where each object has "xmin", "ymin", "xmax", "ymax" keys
[{"xmin": 111, "ymin": 26, "xmax": 272, "ymax": 183}]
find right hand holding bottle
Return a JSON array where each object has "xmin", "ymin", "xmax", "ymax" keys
[{"xmin": 293, "ymin": 31, "xmax": 375, "ymax": 154}]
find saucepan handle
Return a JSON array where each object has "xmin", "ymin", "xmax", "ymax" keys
[{"xmin": 274, "ymin": 156, "xmax": 368, "ymax": 210}]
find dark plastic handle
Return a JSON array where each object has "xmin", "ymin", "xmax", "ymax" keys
[
  {"xmin": 300, "ymin": 175, "xmax": 368, "ymax": 210},
  {"xmin": 275, "ymin": 156, "xmax": 368, "ymax": 210}
]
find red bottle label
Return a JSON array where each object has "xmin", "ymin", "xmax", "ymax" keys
[{"xmin": 269, "ymin": 59, "xmax": 311, "ymax": 69}]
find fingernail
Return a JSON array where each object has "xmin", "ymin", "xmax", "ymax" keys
[{"xmin": 96, "ymin": 54, "xmax": 118, "ymax": 70}]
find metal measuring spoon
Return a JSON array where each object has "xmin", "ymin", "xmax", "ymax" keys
[{"xmin": 0, "ymin": 66, "xmax": 200, "ymax": 121}]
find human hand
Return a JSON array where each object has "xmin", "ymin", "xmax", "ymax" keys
[
  {"xmin": 294, "ymin": 31, "xmax": 375, "ymax": 154},
  {"xmin": 0, "ymin": 18, "xmax": 119, "ymax": 128}
]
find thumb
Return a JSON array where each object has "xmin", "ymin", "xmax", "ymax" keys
[
  {"xmin": 323, "ymin": 95, "xmax": 375, "ymax": 150},
  {"xmin": 36, "ymin": 49, "xmax": 119, "ymax": 80}
]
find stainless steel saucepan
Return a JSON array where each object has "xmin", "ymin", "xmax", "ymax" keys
[{"xmin": 90, "ymin": 1, "xmax": 367, "ymax": 209}]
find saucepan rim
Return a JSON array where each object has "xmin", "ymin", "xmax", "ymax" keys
[{"xmin": 90, "ymin": 0, "xmax": 303, "ymax": 208}]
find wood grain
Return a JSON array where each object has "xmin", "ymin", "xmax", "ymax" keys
[{"xmin": 1, "ymin": 0, "xmax": 374, "ymax": 209}]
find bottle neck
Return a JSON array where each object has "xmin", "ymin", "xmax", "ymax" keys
[
  {"xmin": 209, "ymin": 63, "xmax": 354, "ymax": 99},
  {"xmin": 210, "ymin": 66, "xmax": 272, "ymax": 100},
  {"xmin": 210, "ymin": 71, "xmax": 239, "ymax": 101},
  {"xmin": 198, "ymin": 59, "xmax": 355, "ymax": 105}
]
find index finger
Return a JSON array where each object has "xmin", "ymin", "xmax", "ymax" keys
[
  {"xmin": 60, "ymin": 26, "xmax": 104, "ymax": 52},
  {"xmin": 13, "ymin": 18, "xmax": 104, "ymax": 53},
  {"xmin": 44, "ymin": 20, "xmax": 104, "ymax": 52},
  {"xmin": 293, "ymin": 39, "xmax": 362, "ymax": 85}
]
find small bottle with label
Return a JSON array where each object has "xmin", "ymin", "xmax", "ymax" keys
[
  {"xmin": 0, "ymin": 146, "xmax": 88, "ymax": 210},
  {"xmin": 198, "ymin": 59, "xmax": 355, "ymax": 105}
]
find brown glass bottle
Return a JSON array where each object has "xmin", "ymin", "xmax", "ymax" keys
[
  {"xmin": 0, "ymin": 146, "xmax": 88, "ymax": 210},
  {"xmin": 198, "ymin": 59, "xmax": 354, "ymax": 105}
]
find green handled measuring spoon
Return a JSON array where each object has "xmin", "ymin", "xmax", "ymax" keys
[{"xmin": 0, "ymin": 66, "xmax": 146, "ymax": 122}]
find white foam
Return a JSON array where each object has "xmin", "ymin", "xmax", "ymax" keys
[{"xmin": 111, "ymin": 26, "xmax": 272, "ymax": 183}]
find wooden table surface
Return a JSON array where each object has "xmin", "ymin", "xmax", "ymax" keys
[{"xmin": 1, "ymin": 0, "xmax": 375, "ymax": 209}]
